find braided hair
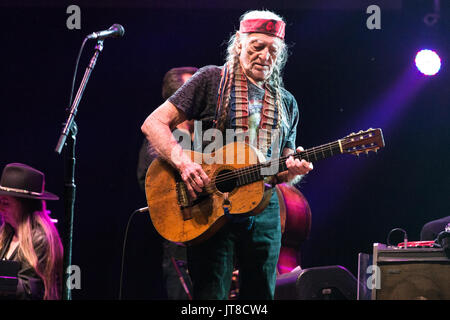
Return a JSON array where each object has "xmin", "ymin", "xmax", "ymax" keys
[{"xmin": 217, "ymin": 10, "xmax": 289, "ymax": 131}]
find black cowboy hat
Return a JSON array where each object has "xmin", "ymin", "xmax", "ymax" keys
[{"xmin": 0, "ymin": 163, "xmax": 59, "ymax": 201}]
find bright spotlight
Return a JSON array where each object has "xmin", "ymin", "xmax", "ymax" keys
[{"xmin": 415, "ymin": 49, "xmax": 441, "ymax": 76}]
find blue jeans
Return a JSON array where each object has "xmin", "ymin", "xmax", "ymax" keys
[{"xmin": 187, "ymin": 191, "xmax": 281, "ymax": 300}]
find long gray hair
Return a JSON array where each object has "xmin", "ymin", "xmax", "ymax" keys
[
  {"xmin": 225, "ymin": 10, "xmax": 288, "ymax": 89},
  {"xmin": 216, "ymin": 10, "xmax": 288, "ymax": 131}
]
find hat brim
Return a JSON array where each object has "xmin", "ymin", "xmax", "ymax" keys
[{"xmin": 0, "ymin": 189, "xmax": 59, "ymax": 201}]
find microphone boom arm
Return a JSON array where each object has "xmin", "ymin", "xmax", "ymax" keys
[
  {"xmin": 55, "ymin": 39, "xmax": 104, "ymax": 154},
  {"xmin": 54, "ymin": 39, "xmax": 104, "ymax": 301}
]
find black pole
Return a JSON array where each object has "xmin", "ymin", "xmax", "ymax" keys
[
  {"xmin": 62, "ymin": 123, "xmax": 77, "ymax": 300},
  {"xmin": 55, "ymin": 39, "xmax": 104, "ymax": 300}
]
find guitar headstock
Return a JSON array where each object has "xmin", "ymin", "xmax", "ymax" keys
[{"xmin": 341, "ymin": 128, "xmax": 385, "ymax": 156}]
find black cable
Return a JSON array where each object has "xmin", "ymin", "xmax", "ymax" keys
[
  {"xmin": 387, "ymin": 228, "xmax": 408, "ymax": 247},
  {"xmin": 68, "ymin": 37, "xmax": 88, "ymax": 110},
  {"xmin": 118, "ymin": 207, "xmax": 148, "ymax": 300}
]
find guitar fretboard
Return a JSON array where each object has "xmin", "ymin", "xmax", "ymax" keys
[{"xmin": 230, "ymin": 140, "xmax": 342, "ymax": 186}]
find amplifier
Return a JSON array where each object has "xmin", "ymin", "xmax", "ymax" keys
[{"xmin": 371, "ymin": 243, "xmax": 450, "ymax": 300}]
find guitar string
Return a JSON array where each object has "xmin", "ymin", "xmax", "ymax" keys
[
  {"xmin": 209, "ymin": 137, "xmax": 377, "ymax": 185},
  {"xmin": 207, "ymin": 141, "xmax": 343, "ymax": 185},
  {"xmin": 180, "ymin": 134, "xmax": 379, "ymax": 194},
  {"xmin": 183, "ymin": 138, "xmax": 377, "ymax": 194},
  {"xmin": 208, "ymin": 142, "xmax": 341, "ymax": 185},
  {"xmin": 214, "ymin": 142, "xmax": 340, "ymax": 184}
]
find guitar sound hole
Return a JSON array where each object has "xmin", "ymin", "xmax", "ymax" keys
[{"xmin": 215, "ymin": 169, "xmax": 237, "ymax": 193}]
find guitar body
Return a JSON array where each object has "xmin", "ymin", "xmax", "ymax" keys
[
  {"xmin": 145, "ymin": 128, "xmax": 384, "ymax": 245},
  {"xmin": 145, "ymin": 142, "xmax": 272, "ymax": 244}
]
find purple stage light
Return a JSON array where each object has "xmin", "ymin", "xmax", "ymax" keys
[{"xmin": 415, "ymin": 49, "xmax": 441, "ymax": 76}]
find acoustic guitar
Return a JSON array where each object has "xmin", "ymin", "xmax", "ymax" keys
[{"xmin": 145, "ymin": 128, "xmax": 384, "ymax": 244}]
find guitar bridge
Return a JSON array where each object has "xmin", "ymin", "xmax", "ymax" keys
[
  {"xmin": 176, "ymin": 182, "xmax": 190, "ymax": 207},
  {"xmin": 176, "ymin": 182, "xmax": 193, "ymax": 221}
]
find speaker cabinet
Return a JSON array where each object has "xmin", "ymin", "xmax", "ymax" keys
[
  {"xmin": 372, "ymin": 243, "xmax": 450, "ymax": 300},
  {"xmin": 275, "ymin": 265, "xmax": 357, "ymax": 300}
]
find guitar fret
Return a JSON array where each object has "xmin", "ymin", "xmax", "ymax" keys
[
  {"xmin": 245, "ymin": 167, "xmax": 251, "ymax": 184},
  {"xmin": 246, "ymin": 167, "xmax": 251, "ymax": 184},
  {"xmin": 253, "ymin": 165, "xmax": 259, "ymax": 182},
  {"xmin": 334, "ymin": 142, "xmax": 340, "ymax": 154},
  {"xmin": 243, "ymin": 169, "xmax": 248, "ymax": 185},
  {"xmin": 237, "ymin": 170, "xmax": 245, "ymax": 186}
]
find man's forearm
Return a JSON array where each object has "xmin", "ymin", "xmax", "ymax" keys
[
  {"xmin": 141, "ymin": 115, "xmax": 188, "ymax": 169},
  {"xmin": 141, "ymin": 101, "xmax": 190, "ymax": 169}
]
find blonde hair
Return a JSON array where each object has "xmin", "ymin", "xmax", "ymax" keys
[{"xmin": 0, "ymin": 199, "xmax": 63, "ymax": 300}]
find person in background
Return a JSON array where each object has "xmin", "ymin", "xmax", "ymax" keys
[{"xmin": 0, "ymin": 163, "xmax": 63, "ymax": 300}]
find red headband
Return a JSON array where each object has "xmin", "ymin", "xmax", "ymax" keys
[{"xmin": 239, "ymin": 19, "xmax": 285, "ymax": 40}]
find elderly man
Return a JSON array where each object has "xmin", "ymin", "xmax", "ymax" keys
[{"xmin": 141, "ymin": 10, "xmax": 312, "ymax": 299}]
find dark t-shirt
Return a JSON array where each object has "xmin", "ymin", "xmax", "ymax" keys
[{"xmin": 168, "ymin": 65, "xmax": 299, "ymax": 159}]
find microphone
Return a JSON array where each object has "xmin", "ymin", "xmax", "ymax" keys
[{"xmin": 86, "ymin": 24, "xmax": 125, "ymax": 40}]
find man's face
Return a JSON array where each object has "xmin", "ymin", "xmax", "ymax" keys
[{"xmin": 237, "ymin": 32, "xmax": 281, "ymax": 85}]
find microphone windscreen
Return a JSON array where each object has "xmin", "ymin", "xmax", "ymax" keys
[{"xmin": 111, "ymin": 24, "xmax": 125, "ymax": 37}]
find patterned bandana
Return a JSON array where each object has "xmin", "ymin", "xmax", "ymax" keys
[{"xmin": 239, "ymin": 19, "xmax": 285, "ymax": 40}]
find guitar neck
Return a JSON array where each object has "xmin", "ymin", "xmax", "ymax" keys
[
  {"xmin": 234, "ymin": 140, "xmax": 342, "ymax": 186},
  {"xmin": 277, "ymin": 140, "xmax": 342, "ymax": 172}
]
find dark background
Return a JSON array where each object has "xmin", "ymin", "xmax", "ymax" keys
[{"xmin": 0, "ymin": 0, "xmax": 449, "ymax": 299}]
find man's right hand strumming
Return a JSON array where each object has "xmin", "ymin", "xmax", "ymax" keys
[
  {"xmin": 176, "ymin": 158, "xmax": 210, "ymax": 200},
  {"xmin": 141, "ymin": 100, "xmax": 210, "ymax": 200}
]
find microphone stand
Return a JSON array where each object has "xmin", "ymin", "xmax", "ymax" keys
[{"xmin": 55, "ymin": 39, "xmax": 104, "ymax": 300}]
